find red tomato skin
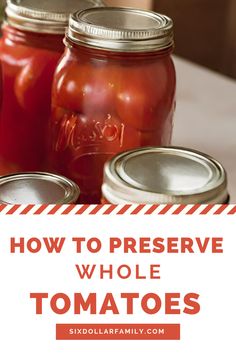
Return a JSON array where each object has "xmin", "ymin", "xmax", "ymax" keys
[
  {"xmin": 53, "ymin": 53, "xmax": 118, "ymax": 115},
  {"xmin": 116, "ymin": 58, "xmax": 176, "ymax": 132},
  {"xmin": 0, "ymin": 25, "xmax": 64, "ymax": 171}
]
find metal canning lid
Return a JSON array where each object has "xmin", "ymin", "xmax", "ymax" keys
[
  {"xmin": 6, "ymin": 0, "xmax": 105, "ymax": 34},
  {"xmin": 102, "ymin": 147, "xmax": 228, "ymax": 204},
  {"xmin": 0, "ymin": 172, "xmax": 80, "ymax": 204},
  {"xmin": 68, "ymin": 7, "xmax": 174, "ymax": 52}
]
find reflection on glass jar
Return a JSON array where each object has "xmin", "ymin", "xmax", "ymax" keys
[{"xmin": 49, "ymin": 7, "xmax": 176, "ymax": 203}]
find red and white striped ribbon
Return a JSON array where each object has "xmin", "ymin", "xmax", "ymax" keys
[{"xmin": 0, "ymin": 204, "xmax": 235, "ymax": 215}]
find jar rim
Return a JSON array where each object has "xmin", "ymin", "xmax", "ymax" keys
[
  {"xmin": 0, "ymin": 172, "xmax": 80, "ymax": 204},
  {"xmin": 68, "ymin": 7, "xmax": 174, "ymax": 52},
  {"xmin": 6, "ymin": 0, "xmax": 105, "ymax": 34},
  {"xmin": 102, "ymin": 147, "xmax": 228, "ymax": 204}
]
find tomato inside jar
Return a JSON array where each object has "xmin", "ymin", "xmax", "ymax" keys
[
  {"xmin": 0, "ymin": 0, "xmax": 105, "ymax": 174},
  {"xmin": 0, "ymin": 62, "xmax": 2, "ymax": 111},
  {"xmin": 49, "ymin": 7, "xmax": 176, "ymax": 204}
]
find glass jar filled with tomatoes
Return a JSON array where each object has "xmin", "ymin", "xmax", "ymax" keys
[
  {"xmin": 49, "ymin": 7, "xmax": 176, "ymax": 203},
  {"xmin": 0, "ymin": 0, "xmax": 104, "ymax": 173}
]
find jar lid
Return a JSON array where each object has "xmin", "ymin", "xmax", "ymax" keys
[
  {"xmin": 0, "ymin": 172, "xmax": 80, "ymax": 204},
  {"xmin": 68, "ymin": 7, "xmax": 174, "ymax": 52},
  {"xmin": 102, "ymin": 147, "xmax": 228, "ymax": 204},
  {"xmin": 6, "ymin": 0, "xmax": 105, "ymax": 34}
]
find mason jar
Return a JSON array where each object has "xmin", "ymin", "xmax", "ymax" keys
[
  {"xmin": 0, "ymin": 0, "xmax": 104, "ymax": 173},
  {"xmin": 49, "ymin": 7, "xmax": 176, "ymax": 203}
]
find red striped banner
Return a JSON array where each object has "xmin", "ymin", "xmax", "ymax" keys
[{"xmin": 0, "ymin": 204, "xmax": 235, "ymax": 215}]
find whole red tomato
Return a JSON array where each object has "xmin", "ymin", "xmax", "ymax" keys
[
  {"xmin": 14, "ymin": 51, "xmax": 60, "ymax": 113},
  {"xmin": 53, "ymin": 59, "xmax": 118, "ymax": 115},
  {"xmin": 115, "ymin": 58, "xmax": 175, "ymax": 132}
]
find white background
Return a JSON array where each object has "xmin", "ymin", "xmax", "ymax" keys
[
  {"xmin": 0, "ymin": 213, "xmax": 235, "ymax": 353},
  {"xmin": 173, "ymin": 56, "xmax": 236, "ymax": 202}
]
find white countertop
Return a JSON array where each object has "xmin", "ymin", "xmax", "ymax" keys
[{"xmin": 173, "ymin": 56, "xmax": 236, "ymax": 202}]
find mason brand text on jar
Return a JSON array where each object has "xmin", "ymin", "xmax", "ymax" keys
[
  {"xmin": 0, "ymin": 172, "xmax": 80, "ymax": 204},
  {"xmin": 48, "ymin": 7, "xmax": 176, "ymax": 203},
  {"xmin": 0, "ymin": 0, "xmax": 104, "ymax": 173},
  {"xmin": 102, "ymin": 147, "xmax": 229, "ymax": 204}
]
